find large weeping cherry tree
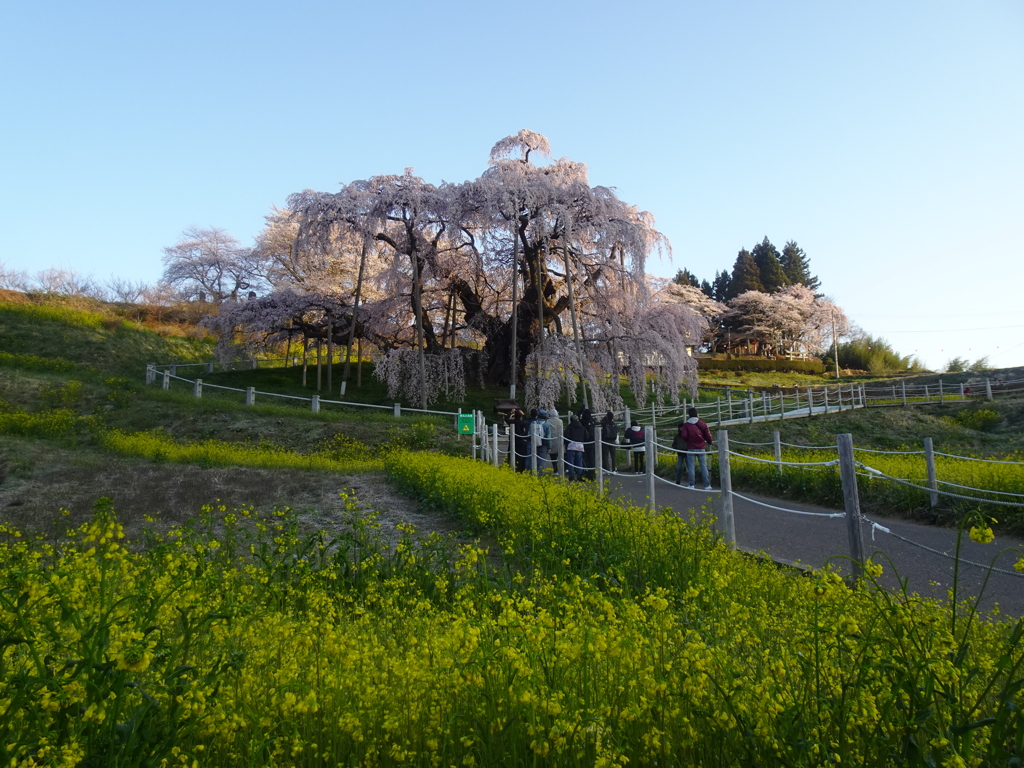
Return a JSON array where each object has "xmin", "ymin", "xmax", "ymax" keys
[{"xmin": 220, "ymin": 130, "xmax": 706, "ymax": 407}]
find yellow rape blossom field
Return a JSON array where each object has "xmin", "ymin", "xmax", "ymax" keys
[{"xmin": 2, "ymin": 453, "xmax": 1023, "ymax": 767}]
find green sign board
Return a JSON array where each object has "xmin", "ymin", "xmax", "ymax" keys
[{"xmin": 457, "ymin": 413, "xmax": 475, "ymax": 435}]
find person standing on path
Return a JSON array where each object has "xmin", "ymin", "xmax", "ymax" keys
[
  {"xmin": 600, "ymin": 410, "xmax": 617, "ymax": 472},
  {"xmin": 511, "ymin": 409, "xmax": 530, "ymax": 472},
  {"xmin": 579, "ymin": 408, "xmax": 596, "ymax": 480},
  {"xmin": 672, "ymin": 407, "xmax": 714, "ymax": 489},
  {"xmin": 624, "ymin": 420, "xmax": 646, "ymax": 473},
  {"xmin": 563, "ymin": 414, "xmax": 587, "ymax": 481},
  {"xmin": 546, "ymin": 407, "xmax": 564, "ymax": 471},
  {"xmin": 530, "ymin": 409, "xmax": 551, "ymax": 472}
]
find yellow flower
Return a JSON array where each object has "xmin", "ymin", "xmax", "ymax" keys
[
  {"xmin": 969, "ymin": 526, "xmax": 995, "ymax": 544},
  {"xmin": 116, "ymin": 643, "xmax": 154, "ymax": 672},
  {"xmin": 865, "ymin": 559, "xmax": 883, "ymax": 578},
  {"xmin": 1014, "ymin": 558, "xmax": 1024, "ymax": 574}
]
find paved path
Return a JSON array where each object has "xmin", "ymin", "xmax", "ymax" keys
[{"xmin": 606, "ymin": 472, "xmax": 1024, "ymax": 618}]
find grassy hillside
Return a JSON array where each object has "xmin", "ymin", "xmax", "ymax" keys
[
  {"xmin": 712, "ymin": 398, "xmax": 1024, "ymax": 455},
  {"xmin": 2, "ymin": 293, "xmax": 1022, "ymax": 534},
  {"xmin": 0, "ymin": 295, "xmax": 214, "ymax": 374}
]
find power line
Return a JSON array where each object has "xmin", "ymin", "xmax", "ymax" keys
[{"xmin": 884, "ymin": 324, "xmax": 1024, "ymax": 333}]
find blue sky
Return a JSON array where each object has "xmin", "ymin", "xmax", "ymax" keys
[{"xmin": 2, "ymin": 1, "xmax": 1021, "ymax": 372}]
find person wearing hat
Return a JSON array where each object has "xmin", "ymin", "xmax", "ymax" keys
[{"xmin": 624, "ymin": 420, "xmax": 646, "ymax": 473}]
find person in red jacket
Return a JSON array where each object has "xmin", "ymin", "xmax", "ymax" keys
[{"xmin": 671, "ymin": 407, "xmax": 714, "ymax": 489}]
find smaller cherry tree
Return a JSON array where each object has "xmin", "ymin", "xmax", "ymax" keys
[{"xmin": 372, "ymin": 348, "xmax": 466, "ymax": 406}]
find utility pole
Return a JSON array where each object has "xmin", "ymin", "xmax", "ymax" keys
[{"xmin": 831, "ymin": 307, "xmax": 840, "ymax": 379}]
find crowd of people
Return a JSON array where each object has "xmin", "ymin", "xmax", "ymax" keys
[{"xmin": 502, "ymin": 406, "xmax": 714, "ymax": 489}]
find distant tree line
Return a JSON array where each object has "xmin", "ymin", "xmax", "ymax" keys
[
  {"xmin": 671, "ymin": 237, "xmax": 846, "ymax": 362},
  {"xmin": 673, "ymin": 237, "xmax": 820, "ymax": 303}
]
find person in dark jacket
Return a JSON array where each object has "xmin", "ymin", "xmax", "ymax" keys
[
  {"xmin": 511, "ymin": 409, "xmax": 530, "ymax": 472},
  {"xmin": 671, "ymin": 407, "xmax": 714, "ymax": 488},
  {"xmin": 624, "ymin": 420, "xmax": 646, "ymax": 473},
  {"xmin": 600, "ymin": 411, "xmax": 617, "ymax": 472},
  {"xmin": 563, "ymin": 414, "xmax": 587, "ymax": 481},
  {"xmin": 579, "ymin": 408, "xmax": 595, "ymax": 480}
]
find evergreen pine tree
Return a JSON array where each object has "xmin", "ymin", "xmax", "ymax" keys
[
  {"xmin": 780, "ymin": 240, "xmax": 820, "ymax": 291},
  {"xmin": 672, "ymin": 268, "xmax": 700, "ymax": 288},
  {"xmin": 751, "ymin": 236, "xmax": 789, "ymax": 293},
  {"xmin": 700, "ymin": 279, "xmax": 713, "ymax": 298},
  {"xmin": 726, "ymin": 249, "xmax": 763, "ymax": 299},
  {"xmin": 711, "ymin": 270, "xmax": 731, "ymax": 302}
]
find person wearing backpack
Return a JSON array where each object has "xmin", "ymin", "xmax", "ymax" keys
[
  {"xmin": 672, "ymin": 407, "xmax": 714, "ymax": 489},
  {"xmin": 530, "ymin": 408, "xmax": 552, "ymax": 472}
]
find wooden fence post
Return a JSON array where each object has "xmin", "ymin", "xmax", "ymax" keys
[
  {"xmin": 531, "ymin": 428, "xmax": 539, "ymax": 477},
  {"xmin": 836, "ymin": 433, "xmax": 866, "ymax": 578},
  {"xmin": 162, "ymin": 371, "xmax": 170, "ymax": 390},
  {"xmin": 246, "ymin": 387, "xmax": 255, "ymax": 406},
  {"xmin": 717, "ymin": 430, "xmax": 736, "ymax": 549},
  {"xmin": 924, "ymin": 437, "xmax": 938, "ymax": 508},
  {"xmin": 645, "ymin": 426, "xmax": 656, "ymax": 511},
  {"xmin": 773, "ymin": 430, "xmax": 782, "ymax": 472},
  {"xmin": 194, "ymin": 379, "xmax": 202, "ymax": 398}
]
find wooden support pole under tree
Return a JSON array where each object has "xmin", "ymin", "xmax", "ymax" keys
[
  {"xmin": 836, "ymin": 433, "xmax": 866, "ymax": 578},
  {"xmin": 302, "ymin": 336, "xmax": 308, "ymax": 388},
  {"xmin": 717, "ymin": 430, "xmax": 736, "ymax": 549},
  {"xmin": 344, "ymin": 241, "xmax": 368, "ymax": 387},
  {"xmin": 509, "ymin": 219, "xmax": 519, "ymax": 400},
  {"xmin": 326, "ymin": 314, "xmax": 333, "ymax": 393}
]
